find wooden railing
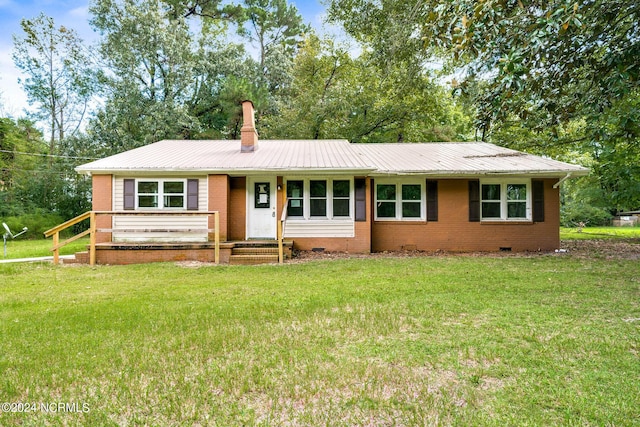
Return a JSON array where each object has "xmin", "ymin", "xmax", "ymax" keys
[
  {"xmin": 44, "ymin": 211, "xmax": 95, "ymax": 265},
  {"xmin": 277, "ymin": 198, "xmax": 288, "ymax": 264},
  {"xmin": 44, "ymin": 211, "xmax": 220, "ymax": 266}
]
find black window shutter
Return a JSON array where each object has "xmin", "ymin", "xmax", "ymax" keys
[
  {"xmin": 426, "ymin": 180, "xmax": 438, "ymax": 221},
  {"xmin": 124, "ymin": 179, "xmax": 135, "ymax": 210},
  {"xmin": 469, "ymin": 180, "xmax": 480, "ymax": 222},
  {"xmin": 354, "ymin": 178, "xmax": 366, "ymax": 221},
  {"xmin": 187, "ymin": 179, "xmax": 199, "ymax": 210},
  {"xmin": 532, "ymin": 180, "xmax": 545, "ymax": 222}
]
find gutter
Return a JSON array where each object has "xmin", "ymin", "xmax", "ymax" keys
[
  {"xmin": 74, "ymin": 167, "xmax": 378, "ymax": 176},
  {"xmin": 553, "ymin": 173, "xmax": 573, "ymax": 189}
]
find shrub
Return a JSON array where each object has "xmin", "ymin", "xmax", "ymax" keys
[
  {"xmin": 1, "ymin": 212, "xmax": 66, "ymax": 240},
  {"xmin": 560, "ymin": 174, "xmax": 613, "ymax": 227},
  {"xmin": 560, "ymin": 203, "xmax": 613, "ymax": 227}
]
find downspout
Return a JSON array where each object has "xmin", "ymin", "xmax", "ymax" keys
[{"xmin": 553, "ymin": 173, "xmax": 573, "ymax": 189}]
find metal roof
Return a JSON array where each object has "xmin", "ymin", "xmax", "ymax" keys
[
  {"xmin": 76, "ymin": 139, "xmax": 588, "ymax": 177},
  {"xmin": 76, "ymin": 139, "xmax": 373, "ymax": 174},
  {"xmin": 353, "ymin": 142, "xmax": 588, "ymax": 176}
]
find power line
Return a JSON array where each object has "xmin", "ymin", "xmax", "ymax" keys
[
  {"xmin": 0, "ymin": 167, "xmax": 88, "ymax": 176},
  {"xmin": 0, "ymin": 149, "xmax": 99, "ymax": 160}
]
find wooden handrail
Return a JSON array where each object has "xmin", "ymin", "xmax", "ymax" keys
[
  {"xmin": 44, "ymin": 210, "xmax": 220, "ymax": 266},
  {"xmin": 277, "ymin": 197, "xmax": 288, "ymax": 264},
  {"xmin": 44, "ymin": 211, "xmax": 91, "ymax": 237}
]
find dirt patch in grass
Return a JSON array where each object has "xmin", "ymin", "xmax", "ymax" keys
[
  {"xmin": 558, "ymin": 239, "xmax": 640, "ymax": 260},
  {"xmin": 171, "ymin": 239, "xmax": 640, "ymax": 268},
  {"xmin": 290, "ymin": 239, "xmax": 640, "ymax": 262}
]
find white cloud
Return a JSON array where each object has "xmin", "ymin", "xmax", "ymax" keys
[
  {"xmin": 0, "ymin": 46, "xmax": 29, "ymax": 117},
  {"xmin": 68, "ymin": 5, "xmax": 89, "ymax": 18}
]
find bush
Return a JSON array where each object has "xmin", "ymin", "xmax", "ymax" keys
[
  {"xmin": 561, "ymin": 203, "xmax": 613, "ymax": 227},
  {"xmin": 1, "ymin": 212, "xmax": 66, "ymax": 240},
  {"xmin": 560, "ymin": 174, "xmax": 614, "ymax": 227}
]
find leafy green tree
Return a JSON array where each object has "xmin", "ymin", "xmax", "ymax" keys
[
  {"xmin": 89, "ymin": 0, "xmax": 278, "ymax": 148},
  {"xmin": 328, "ymin": 0, "xmax": 639, "ymax": 133},
  {"xmin": 328, "ymin": 0, "xmax": 640, "ymax": 211},
  {"xmin": 186, "ymin": 29, "xmax": 267, "ymax": 139},
  {"xmin": 262, "ymin": 35, "xmax": 472, "ymax": 142},
  {"xmin": 89, "ymin": 0, "xmax": 203, "ymax": 151},
  {"xmin": 240, "ymin": 0, "xmax": 309, "ymax": 89},
  {"xmin": 0, "ymin": 117, "xmax": 85, "ymax": 219},
  {"xmin": 12, "ymin": 13, "xmax": 94, "ymax": 155},
  {"xmin": 162, "ymin": 0, "xmax": 244, "ymax": 21}
]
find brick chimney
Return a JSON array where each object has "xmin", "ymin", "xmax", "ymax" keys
[{"xmin": 240, "ymin": 100, "xmax": 258, "ymax": 153}]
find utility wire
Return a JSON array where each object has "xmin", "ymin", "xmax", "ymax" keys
[
  {"xmin": 0, "ymin": 167, "xmax": 88, "ymax": 175},
  {"xmin": 0, "ymin": 149, "xmax": 99, "ymax": 160}
]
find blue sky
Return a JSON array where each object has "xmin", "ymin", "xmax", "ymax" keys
[{"xmin": 0, "ymin": 0, "xmax": 327, "ymax": 117}]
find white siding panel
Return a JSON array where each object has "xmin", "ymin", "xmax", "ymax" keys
[
  {"xmin": 112, "ymin": 215, "xmax": 208, "ymax": 242},
  {"xmin": 283, "ymin": 220, "xmax": 355, "ymax": 238}
]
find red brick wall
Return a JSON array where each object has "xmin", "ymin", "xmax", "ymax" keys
[
  {"xmin": 208, "ymin": 175, "xmax": 229, "ymax": 241},
  {"xmin": 372, "ymin": 179, "xmax": 561, "ymax": 252},
  {"xmin": 95, "ymin": 246, "xmax": 231, "ymax": 265},
  {"xmin": 92, "ymin": 174, "xmax": 112, "ymax": 243},
  {"xmin": 228, "ymin": 177, "xmax": 246, "ymax": 240}
]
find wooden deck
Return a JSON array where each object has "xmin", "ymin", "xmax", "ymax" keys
[{"xmin": 64, "ymin": 240, "xmax": 294, "ymax": 265}]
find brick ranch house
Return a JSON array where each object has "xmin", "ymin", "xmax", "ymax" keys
[{"xmin": 73, "ymin": 101, "xmax": 588, "ymax": 264}]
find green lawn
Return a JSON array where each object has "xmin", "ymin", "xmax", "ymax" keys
[
  {"xmin": 1, "ymin": 252, "xmax": 638, "ymax": 425},
  {"xmin": 1, "ymin": 226, "xmax": 636, "ymax": 260},
  {"xmin": 1, "ymin": 237, "xmax": 89, "ymax": 260},
  {"xmin": 561, "ymin": 225, "xmax": 640, "ymax": 240}
]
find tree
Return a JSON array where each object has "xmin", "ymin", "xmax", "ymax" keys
[
  {"xmin": 88, "ymin": 0, "xmax": 276, "ymax": 149},
  {"xmin": 262, "ymin": 35, "xmax": 472, "ymax": 142},
  {"xmin": 12, "ymin": 13, "xmax": 94, "ymax": 155},
  {"xmin": 162, "ymin": 0, "xmax": 244, "ymax": 21},
  {"xmin": 89, "ymin": 0, "xmax": 203, "ymax": 150},
  {"xmin": 186, "ymin": 25, "xmax": 267, "ymax": 139},
  {"xmin": 240, "ymin": 0, "xmax": 308, "ymax": 89},
  {"xmin": 328, "ymin": 0, "xmax": 640, "ymax": 211},
  {"xmin": 328, "ymin": 0, "xmax": 639, "ymax": 131}
]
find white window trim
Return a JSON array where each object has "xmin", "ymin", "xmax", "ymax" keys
[
  {"xmin": 136, "ymin": 178, "xmax": 187, "ymax": 210},
  {"xmin": 480, "ymin": 178, "xmax": 531, "ymax": 221},
  {"xmin": 285, "ymin": 177, "xmax": 354, "ymax": 220},
  {"xmin": 374, "ymin": 179, "xmax": 426, "ymax": 221}
]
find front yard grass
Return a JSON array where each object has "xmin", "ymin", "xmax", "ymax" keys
[
  {"xmin": 561, "ymin": 225, "xmax": 640, "ymax": 240},
  {"xmin": 0, "ymin": 250, "xmax": 638, "ymax": 425},
  {"xmin": 1, "ymin": 237, "xmax": 89, "ymax": 260}
]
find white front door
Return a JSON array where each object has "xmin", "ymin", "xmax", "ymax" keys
[{"xmin": 247, "ymin": 177, "xmax": 277, "ymax": 239}]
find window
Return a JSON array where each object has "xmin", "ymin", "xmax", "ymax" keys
[
  {"xmin": 376, "ymin": 184, "xmax": 396, "ymax": 218},
  {"xmin": 138, "ymin": 181, "xmax": 159, "ymax": 208},
  {"xmin": 480, "ymin": 180, "xmax": 530, "ymax": 221},
  {"xmin": 402, "ymin": 184, "xmax": 421, "ymax": 218},
  {"xmin": 375, "ymin": 181, "xmax": 424, "ymax": 220},
  {"xmin": 163, "ymin": 181, "xmax": 185, "ymax": 208},
  {"xmin": 287, "ymin": 180, "xmax": 304, "ymax": 217},
  {"xmin": 481, "ymin": 184, "xmax": 501, "ymax": 219},
  {"xmin": 310, "ymin": 180, "xmax": 327, "ymax": 216},
  {"xmin": 333, "ymin": 180, "xmax": 350, "ymax": 217},
  {"xmin": 137, "ymin": 180, "xmax": 185, "ymax": 209},
  {"xmin": 286, "ymin": 178, "xmax": 352, "ymax": 219}
]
